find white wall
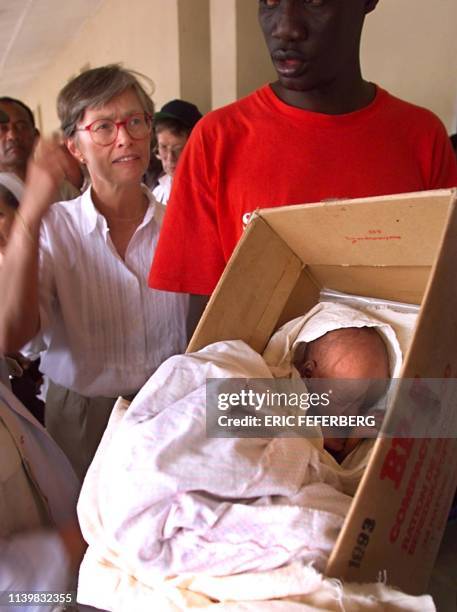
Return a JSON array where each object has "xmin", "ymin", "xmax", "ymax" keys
[
  {"xmin": 210, "ymin": 0, "xmax": 237, "ymax": 109},
  {"xmin": 25, "ymin": 0, "xmax": 181, "ymax": 134},
  {"xmin": 362, "ymin": 0, "xmax": 457, "ymax": 132}
]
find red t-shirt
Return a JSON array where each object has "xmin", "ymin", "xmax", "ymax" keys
[{"xmin": 149, "ymin": 85, "xmax": 457, "ymax": 295}]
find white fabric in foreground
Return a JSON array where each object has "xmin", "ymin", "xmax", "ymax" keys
[
  {"xmin": 77, "ymin": 402, "xmax": 433, "ymax": 612},
  {"xmin": 77, "ymin": 303, "xmax": 426, "ymax": 610},
  {"xmin": 79, "ymin": 341, "xmax": 350, "ymax": 580}
]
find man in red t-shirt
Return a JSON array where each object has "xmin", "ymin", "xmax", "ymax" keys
[{"xmin": 149, "ymin": 0, "xmax": 457, "ymax": 332}]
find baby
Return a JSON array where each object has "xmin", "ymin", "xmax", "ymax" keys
[{"xmin": 295, "ymin": 326, "xmax": 390, "ymax": 461}]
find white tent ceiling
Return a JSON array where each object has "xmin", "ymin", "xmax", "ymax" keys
[{"xmin": 0, "ymin": 0, "xmax": 103, "ymax": 97}]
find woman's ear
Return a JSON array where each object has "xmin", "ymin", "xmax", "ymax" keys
[{"xmin": 66, "ymin": 137, "xmax": 85, "ymax": 165}]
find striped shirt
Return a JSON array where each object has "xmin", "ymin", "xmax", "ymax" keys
[{"xmin": 32, "ymin": 187, "xmax": 188, "ymax": 397}]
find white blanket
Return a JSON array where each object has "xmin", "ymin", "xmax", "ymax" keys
[{"xmin": 77, "ymin": 303, "xmax": 431, "ymax": 610}]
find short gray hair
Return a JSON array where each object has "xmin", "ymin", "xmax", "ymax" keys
[{"xmin": 57, "ymin": 64, "xmax": 155, "ymax": 137}]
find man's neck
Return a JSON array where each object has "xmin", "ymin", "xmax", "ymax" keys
[
  {"xmin": 0, "ymin": 164, "xmax": 26, "ymax": 182},
  {"xmin": 272, "ymin": 77, "xmax": 376, "ymax": 115}
]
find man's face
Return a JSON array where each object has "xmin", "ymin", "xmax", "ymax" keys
[
  {"xmin": 0, "ymin": 102, "xmax": 37, "ymax": 172},
  {"xmin": 258, "ymin": 0, "xmax": 371, "ymax": 94}
]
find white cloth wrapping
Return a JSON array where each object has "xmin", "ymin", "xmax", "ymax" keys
[
  {"xmin": 77, "ymin": 303, "xmax": 430, "ymax": 610},
  {"xmin": 80, "ymin": 341, "xmax": 351, "ymax": 579}
]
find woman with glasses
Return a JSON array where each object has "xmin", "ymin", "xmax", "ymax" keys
[
  {"xmin": 0, "ymin": 65, "xmax": 188, "ymax": 480},
  {"xmin": 151, "ymin": 99, "xmax": 202, "ymax": 204}
]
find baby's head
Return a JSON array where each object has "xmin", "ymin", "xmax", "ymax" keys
[
  {"xmin": 295, "ymin": 326, "xmax": 390, "ymax": 458},
  {"xmin": 297, "ymin": 327, "xmax": 389, "ymax": 381}
]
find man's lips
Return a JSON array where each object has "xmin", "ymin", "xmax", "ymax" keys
[
  {"xmin": 271, "ymin": 50, "xmax": 308, "ymax": 76},
  {"xmin": 5, "ymin": 143, "xmax": 23, "ymax": 153}
]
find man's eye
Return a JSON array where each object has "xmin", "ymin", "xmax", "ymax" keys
[
  {"xmin": 14, "ymin": 120, "xmax": 30, "ymax": 131},
  {"xmin": 260, "ymin": 0, "xmax": 280, "ymax": 7}
]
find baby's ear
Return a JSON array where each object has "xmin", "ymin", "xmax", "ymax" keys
[{"xmin": 298, "ymin": 359, "xmax": 316, "ymax": 378}]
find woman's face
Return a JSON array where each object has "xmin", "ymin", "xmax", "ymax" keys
[
  {"xmin": 68, "ymin": 88, "xmax": 151, "ymax": 191},
  {"xmin": 155, "ymin": 129, "xmax": 189, "ymax": 178},
  {"xmin": 0, "ymin": 197, "xmax": 15, "ymax": 254}
]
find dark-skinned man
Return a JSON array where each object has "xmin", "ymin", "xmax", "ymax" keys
[
  {"xmin": 0, "ymin": 97, "xmax": 83, "ymax": 197},
  {"xmin": 0, "ymin": 98, "xmax": 38, "ymax": 182},
  {"xmin": 149, "ymin": 0, "xmax": 457, "ymax": 334}
]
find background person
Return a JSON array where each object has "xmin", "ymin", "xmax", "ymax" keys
[
  {"xmin": 0, "ymin": 377, "xmax": 83, "ymax": 611},
  {"xmin": 0, "ymin": 65, "xmax": 188, "ymax": 480},
  {"xmin": 0, "ymin": 96, "xmax": 83, "ymax": 199},
  {"xmin": 0, "ymin": 97, "xmax": 38, "ymax": 182},
  {"xmin": 152, "ymin": 99, "xmax": 202, "ymax": 204}
]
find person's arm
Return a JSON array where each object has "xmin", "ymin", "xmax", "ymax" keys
[
  {"xmin": 0, "ymin": 142, "xmax": 70, "ymax": 354},
  {"xmin": 0, "ymin": 199, "xmax": 41, "ymax": 353},
  {"xmin": 186, "ymin": 294, "xmax": 210, "ymax": 343}
]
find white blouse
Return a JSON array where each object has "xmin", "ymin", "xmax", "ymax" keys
[
  {"xmin": 152, "ymin": 173, "xmax": 172, "ymax": 205},
  {"xmin": 29, "ymin": 187, "xmax": 188, "ymax": 397}
]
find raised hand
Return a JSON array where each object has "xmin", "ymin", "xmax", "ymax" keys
[{"xmin": 20, "ymin": 137, "xmax": 75, "ymax": 222}]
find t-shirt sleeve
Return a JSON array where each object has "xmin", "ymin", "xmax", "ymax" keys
[
  {"xmin": 428, "ymin": 120, "xmax": 457, "ymax": 189},
  {"xmin": 148, "ymin": 123, "xmax": 226, "ymax": 295}
]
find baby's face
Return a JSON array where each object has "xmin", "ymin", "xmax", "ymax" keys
[{"xmin": 298, "ymin": 327, "xmax": 390, "ymax": 459}]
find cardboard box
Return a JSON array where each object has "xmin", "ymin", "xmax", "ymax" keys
[{"xmin": 188, "ymin": 188, "xmax": 457, "ymax": 595}]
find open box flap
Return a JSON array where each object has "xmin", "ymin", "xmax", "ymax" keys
[{"xmin": 325, "ymin": 194, "xmax": 457, "ymax": 593}]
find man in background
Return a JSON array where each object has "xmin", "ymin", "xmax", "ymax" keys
[
  {"xmin": 0, "ymin": 96, "xmax": 83, "ymax": 197},
  {"xmin": 0, "ymin": 97, "xmax": 38, "ymax": 182}
]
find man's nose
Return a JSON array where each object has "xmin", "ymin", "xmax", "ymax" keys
[
  {"xmin": 272, "ymin": 0, "xmax": 307, "ymax": 40},
  {"xmin": 2, "ymin": 123, "xmax": 19, "ymax": 139}
]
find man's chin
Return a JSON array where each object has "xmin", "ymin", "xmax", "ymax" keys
[
  {"xmin": 3, "ymin": 153, "xmax": 27, "ymax": 167},
  {"xmin": 276, "ymin": 74, "xmax": 334, "ymax": 95}
]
